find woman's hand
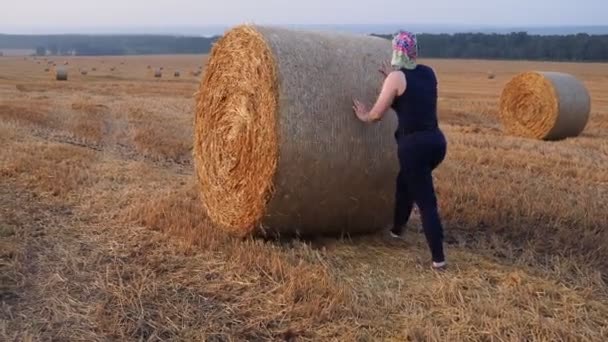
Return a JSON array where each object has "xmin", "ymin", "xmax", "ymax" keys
[
  {"xmin": 352, "ymin": 99, "xmax": 370, "ymax": 122},
  {"xmin": 353, "ymin": 65, "xmax": 405, "ymax": 124}
]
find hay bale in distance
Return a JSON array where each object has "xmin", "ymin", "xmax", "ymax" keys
[
  {"xmin": 154, "ymin": 69, "xmax": 162, "ymax": 78},
  {"xmin": 56, "ymin": 67, "xmax": 68, "ymax": 81},
  {"xmin": 499, "ymin": 71, "xmax": 591, "ymax": 140},
  {"xmin": 174, "ymin": 71, "xmax": 180, "ymax": 77},
  {"xmin": 44, "ymin": 68, "xmax": 50, "ymax": 72},
  {"xmin": 487, "ymin": 71, "xmax": 495, "ymax": 79},
  {"xmin": 81, "ymin": 70, "xmax": 88, "ymax": 75},
  {"xmin": 195, "ymin": 25, "xmax": 398, "ymax": 237},
  {"xmin": 92, "ymin": 67, "xmax": 97, "ymax": 71},
  {"xmin": 110, "ymin": 67, "xmax": 115, "ymax": 72}
]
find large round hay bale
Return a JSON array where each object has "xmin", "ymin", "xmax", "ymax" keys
[
  {"xmin": 55, "ymin": 67, "xmax": 68, "ymax": 81},
  {"xmin": 194, "ymin": 25, "xmax": 398, "ymax": 237},
  {"xmin": 154, "ymin": 69, "xmax": 162, "ymax": 78},
  {"xmin": 499, "ymin": 71, "xmax": 591, "ymax": 140}
]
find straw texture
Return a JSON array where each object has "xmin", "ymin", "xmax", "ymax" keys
[
  {"xmin": 194, "ymin": 25, "xmax": 398, "ymax": 237},
  {"xmin": 499, "ymin": 71, "xmax": 591, "ymax": 140}
]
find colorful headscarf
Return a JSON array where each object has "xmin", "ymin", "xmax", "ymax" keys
[{"xmin": 391, "ymin": 31, "xmax": 418, "ymax": 70}]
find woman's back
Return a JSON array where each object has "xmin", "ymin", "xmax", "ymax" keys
[{"xmin": 392, "ymin": 64, "xmax": 439, "ymax": 134}]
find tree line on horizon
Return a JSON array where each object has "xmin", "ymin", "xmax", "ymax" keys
[
  {"xmin": 1, "ymin": 32, "xmax": 607, "ymax": 62},
  {"xmin": 373, "ymin": 32, "xmax": 608, "ymax": 62}
]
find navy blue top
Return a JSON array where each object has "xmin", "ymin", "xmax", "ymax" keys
[{"xmin": 391, "ymin": 64, "xmax": 439, "ymax": 134}]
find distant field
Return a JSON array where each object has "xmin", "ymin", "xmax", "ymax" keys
[{"xmin": 1, "ymin": 55, "xmax": 607, "ymax": 341}]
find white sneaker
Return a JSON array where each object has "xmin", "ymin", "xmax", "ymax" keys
[{"xmin": 432, "ymin": 261, "xmax": 447, "ymax": 270}]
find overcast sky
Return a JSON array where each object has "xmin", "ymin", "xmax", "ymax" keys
[{"xmin": 1, "ymin": 0, "xmax": 606, "ymax": 32}]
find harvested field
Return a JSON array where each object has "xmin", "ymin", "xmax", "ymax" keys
[{"xmin": 1, "ymin": 54, "xmax": 608, "ymax": 341}]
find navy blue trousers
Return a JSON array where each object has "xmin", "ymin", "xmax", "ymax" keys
[{"xmin": 392, "ymin": 129, "xmax": 447, "ymax": 263}]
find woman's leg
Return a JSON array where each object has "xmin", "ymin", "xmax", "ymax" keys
[
  {"xmin": 403, "ymin": 134, "xmax": 446, "ymax": 263},
  {"xmin": 407, "ymin": 169, "xmax": 445, "ymax": 263},
  {"xmin": 391, "ymin": 170, "xmax": 414, "ymax": 236}
]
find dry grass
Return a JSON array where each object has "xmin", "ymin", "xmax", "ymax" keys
[
  {"xmin": 1, "ymin": 55, "xmax": 608, "ymax": 341},
  {"xmin": 0, "ymin": 100, "xmax": 52, "ymax": 127},
  {"xmin": 68, "ymin": 101, "xmax": 110, "ymax": 144},
  {"xmin": 127, "ymin": 107, "xmax": 192, "ymax": 163}
]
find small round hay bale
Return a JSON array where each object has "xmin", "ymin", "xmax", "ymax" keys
[
  {"xmin": 147, "ymin": 65, "xmax": 152, "ymax": 69},
  {"xmin": 487, "ymin": 71, "xmax": 495, "ymax": 79},
  {"xmin": 44, "ymin": 68, "xmax": 50, "ymax": 72},
  {"xmin": 92, "ymin": 67, "xmax": 97, "ymax": 71},
  {"xmin": 499, "ymin": 71, "xmax": 591, "ymax": 140},
  {"xmin": 160, "ymin": 67, "xmax": 164, "ymax": 71},
  {"xmin": 154, "ymin": 69, "xmax": 162, "ymax": 78},
  {"xmin": 56, "ymin": 67, "xmax": 68, "ymax": 81},
  {"xmin": 81, "ymin": 70, "xmax": 88, "ymax": 75},
  {"xmin": 195, "ymin": 25, "xmax": 398, "ymax": 237},
  {"xmin": 110, "ymin": 67, "xmax": 115, "ymax": 72},
  {"xmin": 63, "ymin": 61, "xmax": 69, "ymax": 65},
  {"xmin": 174, "ymin": 71, "xmax": 180, "ymax": 77}
]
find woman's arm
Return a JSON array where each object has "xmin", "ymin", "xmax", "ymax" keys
[{"xmin": 353, "ymin": 71, "xmax": 406, "ymax": 123}]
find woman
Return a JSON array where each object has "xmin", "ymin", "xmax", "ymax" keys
[{"xmin": 353, "ymin": 31, "xmax": 447, "ymax": 270}]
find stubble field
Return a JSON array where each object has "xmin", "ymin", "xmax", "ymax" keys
[{"xmin": 1, "ymin": 55, "xmax": 607, "ymax": 341}]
